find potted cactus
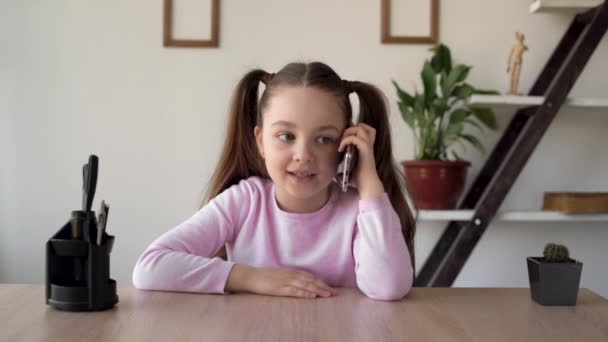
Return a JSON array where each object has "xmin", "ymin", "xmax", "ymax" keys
[{"xmin": 527, "ymin": 243, "xmax": 583, "ymax": 306}]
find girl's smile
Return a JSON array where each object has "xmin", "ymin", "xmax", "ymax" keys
[{"xmin": 286, "ymin": 171, "xmax": 316, "ymax": 184}]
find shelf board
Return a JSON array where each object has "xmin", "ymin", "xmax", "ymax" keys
[
  {"xmin": 418, "ymin": 210, "xmax": 608, "ymax": 222},
  {"xmin": 530, "ymin": 0, "xmax": 602, "ymax": 13},
  {"xmin": 468, "ymin": 95, "xmax": 608, "ymax": 110}
]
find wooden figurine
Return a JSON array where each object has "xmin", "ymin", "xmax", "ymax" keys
[{"xmin": 507, "ymin": 32, "xmax": 529, "ymax": 95}]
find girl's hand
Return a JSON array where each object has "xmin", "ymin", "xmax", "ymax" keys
[
  {"xmin": 225, "ymin": 264, "xmax": 337, "ymax": 299},
  {"xmin": 337, "ymin": 123, "xmax": 385, "ymax": 199}
]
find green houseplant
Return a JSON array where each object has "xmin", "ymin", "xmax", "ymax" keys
[
  {"xmin": 392, "ymin": 43, "xmax": 498, "ymax": 209},
  {"xmin": 527, "ymin": 243, "xmax": 583, "ymax": 306}
]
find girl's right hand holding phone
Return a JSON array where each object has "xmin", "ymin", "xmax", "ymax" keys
[{"xmin": 225, "ymin": 264, "xmax": 337, "ymax": 299}]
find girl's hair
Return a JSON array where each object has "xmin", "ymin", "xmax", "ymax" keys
[{"xmin": 203, "ymin": 62, "xmax": 416, "ymax": 269}]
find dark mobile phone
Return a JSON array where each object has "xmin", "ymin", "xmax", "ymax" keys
[{"xmin": 341, "ymin": 145, "xmax": 358, "ymax": 192}]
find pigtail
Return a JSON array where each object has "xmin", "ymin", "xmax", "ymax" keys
[
  {"xmin": 203, "ymin": 70, "xmax": 269, "ymax": 206},
  {"xmin": 351, "ymin": 82, "xmax": 417, "ymax": 270}
]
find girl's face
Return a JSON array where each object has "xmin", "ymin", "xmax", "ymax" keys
[{"xmin": 254, "ymin": 86, "xmax": 347, "ymax": 213}]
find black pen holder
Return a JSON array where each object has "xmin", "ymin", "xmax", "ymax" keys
[{"xmin": 46, "ymin": 211, "xmax": 118, "ymax": 311}]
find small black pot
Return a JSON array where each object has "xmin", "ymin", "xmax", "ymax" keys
[{"xmin": 527, "ymin": 257, "xmax": 583, "ymax": 306}]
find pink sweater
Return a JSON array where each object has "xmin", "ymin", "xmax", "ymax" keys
[{"xmin": 132, "ymin": 176, "xmax": 413, "ymax": 301}]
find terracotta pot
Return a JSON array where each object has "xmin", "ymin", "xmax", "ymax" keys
[{"xmin": 401, "ymin": 160, "xmax": 470, "ymax": 210}]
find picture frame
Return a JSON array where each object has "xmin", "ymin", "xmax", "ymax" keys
[
  {"xmin": 163, "ymin": 0, "xmax": 219, "ymax": 48},
  {"xmin": 381, "ymin": 0, "xmax": 439, "ymax": 44}
]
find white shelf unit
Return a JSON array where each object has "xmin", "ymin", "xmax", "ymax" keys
[
  {"xmin": 468, "ymin": 95, "xmax": 608, "ymax": 110},
  {"xmin": 431, "ymin": 94, "xmax": 608, "ymax": 223},
  {"xmin": 530, "ymin": 0, "xmax": 603, "ymax": 13},
  {"xmin": 418, "ymin": 210, "xmax": 608, "ymax": 222}
]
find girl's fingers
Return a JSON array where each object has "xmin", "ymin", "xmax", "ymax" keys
[
  {"xmin": 338, "ymin": 135, "xmax": 369, "ymax": 152},
  {"xmin": 290, "ymin": 279, "xmax": 333, "ymax": 297},
  {"xmin": 342, "ymin": 126, "xmax": 369, "ymax": 143},
  {"xmin": 309, "ymin": 278, "xmax": 337, "ymax": 295},
  {"xmin": 365, "ymin": 125, "xmax": 376, "ymax": 141},
  {"xmin": 359, "ymin": 125, "xmax": 376, "ymax": 143},
  {"xmin": 340, "ymin": 125, "xmax": 375, "ymax": 150},
  {"xmin": 356, "ymin": 123, "xmax": 375, "ymax": 138},
  {"xmin": 343, "ymin": 123, "xmax": 375, "ymax": 139},
  {"xmin": 294, "ymin": 271, "xmax": 336, "ymax": 294},
  {"xmin": 314, "ymin": 277, "xmax": 337, "ymax": 294},
  {"xmin": 283, "ymin": 287, "xmax": 317, "ymax": 299}
]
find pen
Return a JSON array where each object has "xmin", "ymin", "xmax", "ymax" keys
[
  {"xmin": 97, "ymin": 201, "xmax": 109, "ymax": 245},
  {"xmin": 83, "ymin": 156, "xmax": 98, "ymax": 213}
]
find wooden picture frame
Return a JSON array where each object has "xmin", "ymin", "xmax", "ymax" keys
[
  {"xmin": 381, "ymin": 0, "xmax": 439, "ymax": 44},
  {"xmin": 163, "ymin": 0, "xmax": 219, "ymax": 48}
]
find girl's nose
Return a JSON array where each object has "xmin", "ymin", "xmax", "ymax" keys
[{"xmin": 294, "ymin": 143, "xmax": 314, "ymax": 163}]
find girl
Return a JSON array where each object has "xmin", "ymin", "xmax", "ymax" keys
[{"xmin": 132, "ymin": 62, "xmax": 416, "ymax": 301}]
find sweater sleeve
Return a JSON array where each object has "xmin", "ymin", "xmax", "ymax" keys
[
  {"xmin": 353, "ymin": 193, "xmax": 413, "ymax": 301},
  {"xmin": 132, "ymin": 180, "xmax": 251, "ymax": 294}
]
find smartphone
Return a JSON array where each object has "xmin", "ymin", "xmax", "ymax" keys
[{"xmin": 341, "ymin": 145, "xmax": 358, "ymax": 192}]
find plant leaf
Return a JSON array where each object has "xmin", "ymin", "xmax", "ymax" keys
[
  {"xmin": 399, "ymin": 102, "xmax": 416, "ymax": 130},
  {"xmin": 430, "ymin": 99, "xmax": 448, "ymax": 122},
  {"xmin": 464, "ymin": 118, "xmax": 483, "ymax": 132},
  {"xmin": 443, "ymin": 46, "xmax": 453, "ymax": 74},
  {"xmin": 452, "ymin": 84, "xmax": 475, "ymax": 100},
  {"xmin": 430, "ymin": 44, "xmax": 452, "ymax": 74},
  {"xmin": 414, "ymin": 94, "xmax": 427, "ymax": 127},
  {"xmin": 449, "ymin": 108, "xmax": 468, "ymax": 126},
  {"xmin": 473, "ymin": 87, "xmax": 500, "ymax": 95},
  {"xmin": 428, "ymin": 103, "xmax": 438, "ymax": 123},
  {"xmin": 469, "ymin": 106, "xmax": 497, "ymax": 130},
  {"xmin": 446, "ymin": 122, "xmax": 464, "ymax": 137},
  {"xmin": 421, "ymin": 61, "xmax": 437, "ymax": 106},
  {"xmin": 443, "ymin": 64, "xmax": 471, "ymax": 96},
  {"xmin": 460, "ymin": 133, "xmax": 486, "ymax": 154},
  {"xmin": 392, "ymin": 80, "xmax": 415, "ymax": 107},
  {"xmin": 432, "ymin": 97, "xmax": 449, "ymax": 115}
]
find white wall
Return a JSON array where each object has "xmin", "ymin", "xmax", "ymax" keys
[
  {"xmin": 2, "ymin": 0, "xmax": 607, "ymax": 297},
  {"xmin": 1, "ymin": 0, "xmax": 23, "ymax": 280}
]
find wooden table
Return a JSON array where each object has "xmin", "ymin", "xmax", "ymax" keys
[{"xmin": 1, "ymin": 284, "xmax": 607, "ymax": 341}]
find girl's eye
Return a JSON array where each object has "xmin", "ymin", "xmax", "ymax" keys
[
  {"xmin": 317, "ymin": 136, "xmax": 335, "ymax": 144},
  {"xmin": 278, "ymin": 133, "xmax": 295, "ymax": 142},
  {"xmin": 277, "ymin": 133, "xmax": 335, "ymax": 144}
]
